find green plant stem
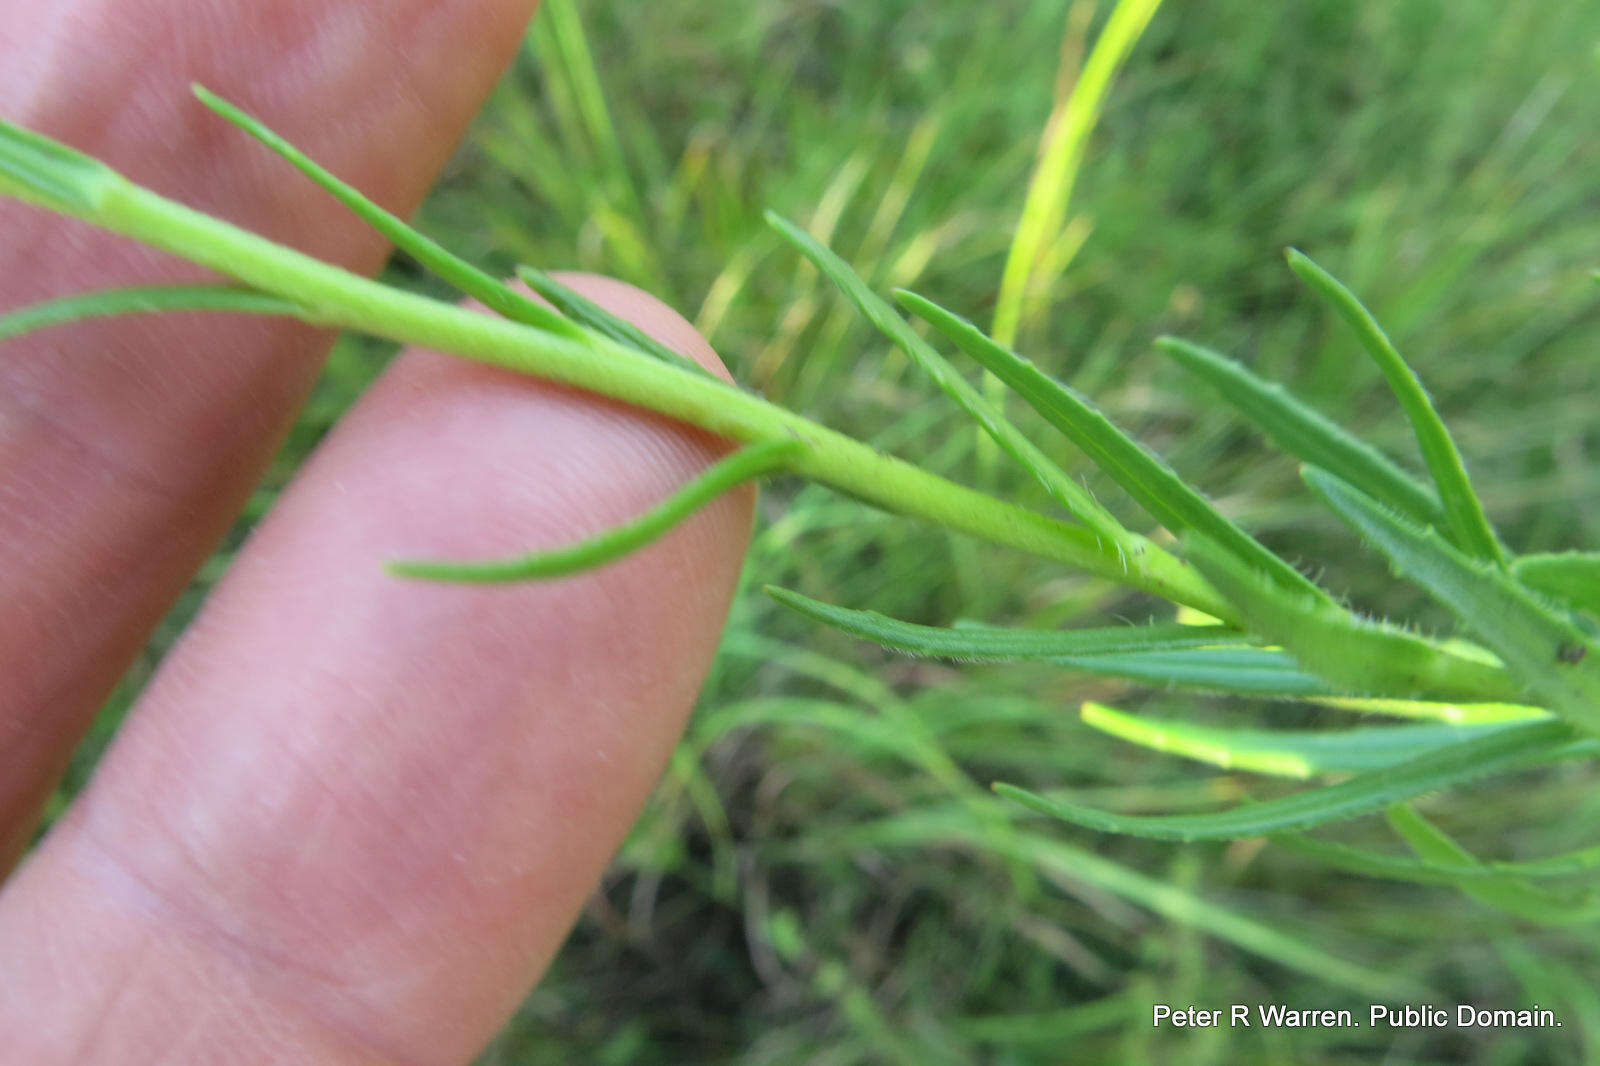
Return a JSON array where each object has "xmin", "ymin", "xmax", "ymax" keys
[{"xmin": 16, "ymin": 146, "xmax": 1230, "ymax": 617}]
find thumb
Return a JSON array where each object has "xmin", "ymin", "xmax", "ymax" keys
[{"xmin": 0, "ymin": 277, "xmax": 750, "ymax": 1065}]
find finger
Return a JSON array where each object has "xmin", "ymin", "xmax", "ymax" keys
[
  {"xmin": 0, "ymin": 0, "xmax": 542, "ymax": 867},
  {"xmin": 0, "ymin": 276, "xmax": 753, "ymax": 1064}
]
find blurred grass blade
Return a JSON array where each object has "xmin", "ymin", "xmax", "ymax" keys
[
  {"xmin": 1184, "ymin": 533, "xmax": 1521, "ymax": 703},
  {"xmin": 991, "ymin": 0, "xmax": 1163, "ymax": 348},
  {"xmin": 191, "ymin": 84, "xmax": 583, "ymax": 341},
  {"xmin": 1274, "ymin": 833, "xmax": 1600, "ymax": 884},
  {"xmin": 0, "ymin": 284, "xmax": 299, "ymax": 341},
  {"xmin": 389, "ymin": 438, "xmax": 800, "ymax": 583},
  {"xmin": 0, "ymin": 116, "xmax": 117, "ymax": 213},
  {"xmin": 515, "ymin": 265, "xmax": 712, "ymax": 378},
  {"xmin": 826, "ymin": 808, "xmax": 1422, "ymax": 997},
  {"xmin": 1387, "ymin": 805, "xmax": 1600, "ymax": 924},
  {"xmin": 765, "ymin": 586, "xmax": 1240, "ymax": 659},
  {"xmin": 1513, "ymin": 553, "xmax": 1600, "ymax": 616},
  {"xmin": 763, "ymin": 211, "xmax": 1132, "ymax": 547},
  {"xmin": 533, "ymin": 0, "xmax": 638, "ymax": 212},
  {"xmin": 994, "ymin": 719, "xmax": 1585, "ymax": 841},
  {"xmin": 899, "ymin": 289, "xmax": 1333, "ymax": 605},
  {"xmin": 1155, "ymin": 335, "xmax": 1445, "ymax": 528},
  {"xmin": 1305, "ymin": 467, "xmax": 1600, "ymax": 735},
  {"xmin": 1080, "ymin": 701, "xmax": 1511, "ymax": 779},
  {"xmin": 1286, "ymin": 249, "xmax": 1504, "ymax": 563}
]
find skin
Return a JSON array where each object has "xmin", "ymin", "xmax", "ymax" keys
[{"xmin": 0, "ymin": 2, "xmax": 751, "ymax": 1062}]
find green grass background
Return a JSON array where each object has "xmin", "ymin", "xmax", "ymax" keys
[{"xmin": 54, "ymin": 0, "xmax": 1600, "ymax": 1061}]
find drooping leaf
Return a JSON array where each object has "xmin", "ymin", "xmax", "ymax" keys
[
  {"xmin": 1155, "ymin": 335, "xmax": 1444, "ymax": 528},
  {"xmin": 994, "ymin": 719, "xmax": 1589, "ymax": 841},
  {"xmin": 1305, "ymin": 467, "xmax": 1600, "ymax": 735},
  {"xmin": 1183, "ymin": 533, "xmax": 1522, "ymax": 703},
  {"xmin": 1080, "ymin": 701, "xmax": 1510, "ymax": 778},
  {"xmin": 0, "ymin": 284, "xmax": 299, "ymax": 341},
  {"xmin": 1512, "ymin": 553, "xmax": 1600, "ymax": 616},
  {"xmin": 1286, "ymin": 249, "xmax": 1504, "ymax": 563},
  {"xmin": 389, "ymin": 438, "xmax": 801, "ymax": 582},
  {"xmin": 897, "ymin": 288, "xmax": 1333, "ymax": 605}
]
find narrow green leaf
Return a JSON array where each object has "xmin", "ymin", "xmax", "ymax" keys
[
  {"xmin": 0, "ymin": 116, "xmax": 118, "ymax": 213},
  {"xmin": 898, "ymin": 288, "xmax": 1333, "ymax": 605},
  {"xmin": 762, "ymin": 211, "xmax": 1128, "ymax": 547},
  {"xmin": 1513, "ymin": 553, "xmax": 1600, "ymax": 616},
  {"xmin": 1080, "ymin": 701, "xmax": 1510, "ymax": 779},
  {"xmin": 764, "ymin": 586, "xmax": 1241, "ymax": 660},
  {"xmin": 389, "ymin": 438, "xmax": 800, "ymax": 583},
  {"xmin": 192, "ymin": 84, "xmax": 583, "ymax": 341},
  {"xmin": 1387, "ymin": 805, "xmax": 1600, "ymax": 924},
  {"xmin": 765, "ymin": 586, "xmax": 1323, "ymax": 694},
  {"xmin": 1155, "ymin": 335, "xmax": 1444, "ymax": 528},
  {"xmin": 0, "ymin": 284, "xmax": 300, "ymax": 341},
  {"xmin": 514, "ymin": 265, "xmax": 712, "ymax": 378},
  {"xmin": 1286, "ymin": 249, "xmax": 1504, "ymax": 563},
  {"xmin": 1305, "ymin": 467, "xmax": 1600, "ymax": 735},
  {"xmin": 994, "ymin": 719, "xmax": 1586, "ymax": 841},
  {"xmin": 1312, "ymin": 695, "xmax": 1548, "ymax": 726},
  {"xmin": 1184, "ymin": 533, "xmax": 1522, "ymax": 703}
]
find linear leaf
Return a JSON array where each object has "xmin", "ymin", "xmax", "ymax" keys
[
  {"xmin": 1513, "ymin": 553, "xmax": 1600, "ymax": 616},
  {"xmin": 765, "ymin": 587, "xmax": 1324, "ymax": 694},
  {"xmin": 994, "ymin": 719, "xmax": 1586, "ymax": 840},
  {"xmin": 1287, "ymin": 249, "xmax": 1504, "ymax": 563},
  {"xmin": 1155, "ymin": 335, "xmax": 1444, "ymax": 528},
  {"xmin": 1312, "ymin": 695, "xmax": 1547, "ymax": 726},
  {"xmin": 0, "ymin": 115, "xmax": 117, "ymax": 213},
  {"xmin": 1183, "ymin": 533, "xmax": 1522, "ymax": 702},
  {"xmin": 1387, "ymin": 805, "xmax": 1600, "ymax": 924},
  {"xmin": 898, "ymin": 288, "xmax": 1333, "ymax": 605},
  {"xmin": 763, "ymin": 211, "xmax": 1128, "ymax": 547},
  {"xmin": 1305, "ymin": 467, "xmax": 1600, "ymax": 735},
  {"xmin": 515, "ymin": 265, "xmax": 712, "ymax": 378},
  {"xmin": 389, "ymin": 438, "xmax": 800, "ymax": 582},
  {"xmin": 1080, "ymin": 702, "xmax": 1510, "ymax": 778},
  {"xmin": 765, "ymin": 586, "xmax": 1241, "ymax": 660},
  {"xmin": 192, "ymin": 84, "xmax": 584, "ymax": 341},
  {"xmin": 1, "ymin": 284, "xmax": 299, "ymax": 341}
]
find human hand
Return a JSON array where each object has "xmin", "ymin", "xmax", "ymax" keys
[{"xmin": 0, "ymin": 2, "xmax": 751, "ymax": 1061}]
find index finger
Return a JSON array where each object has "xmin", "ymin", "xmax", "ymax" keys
[{"xmin": 0, "ymin": 0, "xmax": 541, "ymax": 867}]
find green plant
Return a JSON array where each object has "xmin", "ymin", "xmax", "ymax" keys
[{"xmin": 5, "ymin": 81, "xmax": 1599, "ymax": 936}]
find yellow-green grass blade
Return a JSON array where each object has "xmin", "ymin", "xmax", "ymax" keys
[
  {"xmin": 1287, "ymin": 249, "xmax": 1505, "ymax": 564},
  {"xmin": 388, "ymin": 438, "xmax": 800, "ymax": 582},
  {"xmin": 191, "ymin": 84, "xmax": 584, "ymax": 342},
  {"xmin": 1080, "ymin": 701, "xmax": 1511, "ymax": 779},
  {"xmin": 994, "ymin": 719, "xmax": 1587, "ymax": 841},
  {"xmin": 1184, "ymin": 533, "xmax": 1522, "ymax": 703},
  {"xmin": 990, "ymin": 0, "xmax": 1164, "ymax": 349},
  {"xmin": 1512, "ymin": 553, "xmax": 1600, "ymax": 616},
  {"xmin": 1155, "ymin": 335, "xmax": 1445, "ymax": 528},
  {"xmin": 899, "ymin": 289, "xmax": 1335, "ymax": 606},
  {"xmin": 1306, "ymin": 467, "xmax": 1600, "ymax": 735},
  {"xmin": 1, "ymin": 284, "xmax": 300, "ymax": 341}
]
